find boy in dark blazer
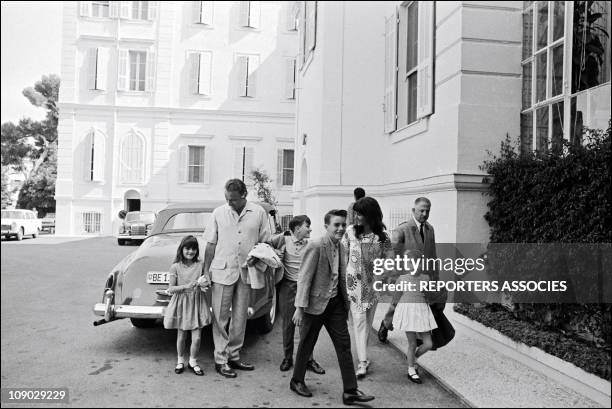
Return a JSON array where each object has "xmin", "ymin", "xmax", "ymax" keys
[{"xmin": 290, "ymin": 209, "xmax": 374, "ymax": 406}]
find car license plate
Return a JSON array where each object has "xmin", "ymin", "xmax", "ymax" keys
[{"xmin": 147, "ymin": 271, "xmax": 170, "ymax": 284}]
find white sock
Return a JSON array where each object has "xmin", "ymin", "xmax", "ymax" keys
[
  {"xmin": 189, "ymin": 357, "xmax": 198, "ymax": 367},
  {"xmin": 177, "ymin": 356, "xmax": 184, "ymax": 364},
  {"xmin": 408, "ymin": 366, "xmax": 417, "ymax": 375}
]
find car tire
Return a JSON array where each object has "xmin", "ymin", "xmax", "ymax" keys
[
  {"xmin": 117, "ymin": 239, "xmax": 125, "ymax": 246},
  {"xmin": 32, "ymin": 228, "xmax": 40, "ymax": 239},
  {"xmin": 256, "ymin": 286, "xmax": 277, "ymax": 334},
  {"xmin": 16, "ymin": 228, "xmax": 23, "ymax": 241},
  {"xmin": 130, "ymin": 318, "xmax": 157, "ymax": 328}
]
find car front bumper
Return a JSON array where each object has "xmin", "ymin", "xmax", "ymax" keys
[
  {"xmin": 116, "ymin": 234, "xmax": 147, "ymax": 240},
  {"xmin": 93, "ymin": 303, "xmax": 165, "ymax": 319}
]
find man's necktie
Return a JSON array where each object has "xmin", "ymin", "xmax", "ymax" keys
[{"xmin": 419, "ymin": 223, "xmax": 424, "ymax": 242}]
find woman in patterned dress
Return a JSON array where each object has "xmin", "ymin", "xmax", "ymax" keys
[{"xmin": 341, "ymin": 196, "xmax": 395, "ymax": 379}]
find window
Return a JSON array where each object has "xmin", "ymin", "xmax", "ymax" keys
[
  {"xmin": 280, "ymin": 214, "xmax": 293, "ymax": 231},
  {"xmin": 84, "ymin": 130, "xmax": 105, "ymax": 182},
  {"xmin": 120, "ymin": 132, "xmax": 145, "ymax": 184},
  {"xmin": 299, "ymin": 1, "xmax": 317, "ymax": 66},
  {"xmin": 285, "ymin": 58, "xmax": 297, "ymax": 99},
  {"xmin": 91, "ymin": 1, "xmax": 109, "ymax": 17},
  {"xmin": 234, "ymin": 146, "xmax": 254, "ymax": 181},
  {"xmin": 521, "ymin": 1, "xmax": 611, "ymax": 152},
  {"xmin": 286, "ymin": 2, "xmax": 298, "ymax": 31},
  {"xmin": 236, "ymin": 55, "xmax": 259, "ymax": 97},
  {"xmin": 87, "ymin": 48, "xmax": 108, "ymax": 91},
  {"xmin": 277, "ymin": 149, "xmax": 294, "ymax": 186},
  {"xmin": 190, "ymin": 52, "xmax": 212, "ymax": 95},
  {"xmin": 239, "ymin": 1, "xmax": 260, "ymax": 28},
  {"xmin": 118, "ymin": 49, "xmax": 155, "ymax": 92},
  {"xmin": 132, "ymin": 1, "xmax": 149, "ymax": 20},
  {"xmin": 194, "ymin": 1, "xmax": 213, "ymax": 25},
  {"xmin": 188, "ymin": 146, "xmax": 206, "ymax": 183},
  {"xmin": 384, "ymin": 1, "xmax": 435, "ymax": 133},
  {"xmin": 82, "ymin": 212, "xmax": 102, "ymax": 234}
]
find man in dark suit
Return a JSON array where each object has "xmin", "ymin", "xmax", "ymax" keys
[
  {"xmin": 378, "ymin": 197, "xmax": 442, "ymax": 341},
  {"xmin": 290, "ymin": 209, "xmax": 374, "ymax": 406}
]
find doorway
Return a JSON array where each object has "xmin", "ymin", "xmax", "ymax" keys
[{"xmin": 124, "ymin": 190, "xmax": 141, "ymax": 212}]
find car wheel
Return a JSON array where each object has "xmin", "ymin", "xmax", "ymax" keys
[
  {"xmin": 257, "ymin": 286, "xmax": 277, "ymax": 334},
  {"xmin": 117, "ymin": 239, "xmax": 125, "ymax": 246},
  {"xmin": 130, "ymin": 318, "xmax": 157, "ymax": 328},
  {"xmin": 16, "ymin": 228, "xmax": 23, "ymax": 241},
  {"xmin": 32, "ymin": 228, "xmax": 40, "ymax": 239}
]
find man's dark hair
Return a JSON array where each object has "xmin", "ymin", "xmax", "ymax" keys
[
  {"xmin": 324, "ymin": 209, "xmax": 347, "ymax": 225},
  {"xmin": 225, "ymin": 179, "xmax": 248, "ymax": 196},
  {"xmin": 354, "ymin": 187, "xmax": 366, "ymax": 200},
  {"xmin": 289, "ymin": 215, "xmax": 311, "ymax": 233},
  {"xmin": 414, "ymin": 197, "xmax": 431, "ymax": 206}
]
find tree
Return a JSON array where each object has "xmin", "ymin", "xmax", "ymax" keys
[
  {"xmin": 16, "ymin": 142, "xmax": 57, "ymax": 216},
  {"xmin": 0, "ymin": 74, "xmax": 60, "ymax": 208},
  {"xmin": 1, "ymin": 168, "xmax": 14, "ymax": 209},
  {"xmin": 248, "ymin": 168, "xmax": 281, "ymax": 232}
]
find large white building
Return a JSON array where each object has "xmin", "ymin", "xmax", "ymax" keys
[
  {"xmin": 292, "ymin": 1, "xmax": 611, "ymax": 242},
  {"xmin": 56, "ymin": 1, "xmax": 300, "ymax": 236}
]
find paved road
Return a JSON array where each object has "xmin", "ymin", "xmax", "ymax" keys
[{"xmin": 1, "ymin": 236, "xmax": 464, "ymax": 407}]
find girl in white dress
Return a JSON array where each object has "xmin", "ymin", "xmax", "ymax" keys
[
  {"xmin": 163, "ymin": 235, "xmax": 211, "ymax": 376},
  {"xmin": 392, "ymin": 249, "xmax": 437, "ymax": 384}
]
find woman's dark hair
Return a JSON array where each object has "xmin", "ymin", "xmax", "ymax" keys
[
  {"xmin": 289, "ymin": 214, "xmax": 311, "ymax": 233},
  {"xmin": 354, "ymin": 187, "xmax": 366, "ymax": 200},
  {"xmin": 174, "ymin": 235, "xmax": 200, "ymax": 264},
  {"xmin": 353, "ymin": 197, "xmax": 389, "ymax": 243}
]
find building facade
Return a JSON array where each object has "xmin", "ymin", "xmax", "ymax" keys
[
  {"xmin": 56, "ymin": 1, "xmax": 299, "ymax": 235},
  {"xmin": 292, "ymin": 1, "xmax": 611, "ymax": 242}
]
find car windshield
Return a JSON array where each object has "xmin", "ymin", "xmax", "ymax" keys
[
  {"xmin": 126, "ymin": 212, "xmax": 156, "ymax": 224},
  {"xmin": 1, "ymin": 211, "xmax": 24, "ymax": 219},
  {"xmin": 162, "ymin": 212, "xmax": 211, "ymax": 232}
]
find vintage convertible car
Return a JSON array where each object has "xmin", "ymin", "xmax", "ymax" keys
[{"xmin": 93, "ymin": 201, "xmax": 280, "ymax": 332}]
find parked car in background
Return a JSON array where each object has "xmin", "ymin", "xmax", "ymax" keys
[
  {"xmin": 117, "ymin": 211, "xmax": 156, "ymax": 245},
  {"xmin": 93, "ymin": 201, "xmax": 280, "ymax": 332},
  {"xmin": 41, "ymin": 213, "xmax": 56, "ymax": 234},
  {"xmin": 1, "ymin": 209, "xmax": 42, "ymax": 241}
]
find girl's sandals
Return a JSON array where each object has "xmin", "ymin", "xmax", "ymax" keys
[
  {"xmin": 407, "ymin": 369, "xmax": 422, "ymax": 384},
  {"xmin": 188, "ymin": 363, "xmax": 204, "ymax": 376},
  {"xmin": 175, "ymin": 363, "xmax": 185, "ymax": 374}
]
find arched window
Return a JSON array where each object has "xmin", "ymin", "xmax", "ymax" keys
[{"xmin": 120, "ymin": 131, "xmax": 145, "ymax": 184}]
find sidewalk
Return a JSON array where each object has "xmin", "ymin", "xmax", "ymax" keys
[{"xmin": 373, "ymin": 303, "xmax": 606, "ymax": 408}]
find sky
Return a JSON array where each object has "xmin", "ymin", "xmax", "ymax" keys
[{"xmin": 1, "ymin": 1, "xmax": 63, "ymax": 124}]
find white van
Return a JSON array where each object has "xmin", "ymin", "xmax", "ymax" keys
[{"xmin": 1, "ymin": 209, "xmax": 42, "ymax": 241}]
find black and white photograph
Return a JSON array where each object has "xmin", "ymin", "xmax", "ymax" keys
[{"xmin": 1, "ymin": 1, "xmax": 611, "ymax": 408}]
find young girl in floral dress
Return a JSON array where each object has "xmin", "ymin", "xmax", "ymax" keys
[{"xmin": 163, "ymin": 235, "xmax": 211, "ymax": 376}]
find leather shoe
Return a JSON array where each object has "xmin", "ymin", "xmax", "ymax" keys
[
  {"xmin": 228, "ymin": 360, "xmax": 254, "ymax": 371},
  {"xmin": 290, "ymin": 379, "xmax": 312, "ymax": 397},
  {"xmin": 343, "ymin": 389, "xmax": 375, "ymax": 405},
  {"xmin": 378, "ymin": 320, "xmax": 389, "ymax": 343},
  {"xmin": 280, "ymin": 358, "xmax": 293, "ymax": 372},
  {"xmin": 306, "ymin": 359, "xmax": 325, "ymax": 375},
  {"xmin": 215, "ymin": 363, "xmax": 237, "ymax": 378}
]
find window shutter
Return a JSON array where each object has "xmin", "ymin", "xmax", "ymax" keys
[
  {"xmin": 237, "ymin": 56, "xmax": 249, "ymax": 97},
  {"xmin": 247, "ymin": 56, "xmax": 257, "ymax": 97},
  {"xmin": 178, "ymin": 145, "xmax": 188, "ymax": 183},
  {"xmin": 234, "ymin": 146, "xmax": 244, "ymax": 179},
  {"xmin": 416, "ymin": 1, "xmax": 434, "ymax": 119},
  {"xmin": 117, "ymin": 49, "xmax": 128, "ymax": 91},
  {"xmin": 88, "ymin": 48, "xmax": 98, "ymax": 90},
  {"xmin": 80, "ymin": 1, "xmax": 92, "ymax": 17},
  {"xmin": 203, "ymin": 146, "xmax": 211, "ymax": 184},
  {"xmin": 190, "ymin": 53, "xmax": 200, "ymax": 94},
  {"xmin": 384, "ymin": 12, "xmax": 398, "ymax": 133},
  {"xmin": 245, "ymin": 147, "xmax": 254, "ymax": 176},
  {"xmin": 84, "ymin": 131, "xmax": 94, "ymax": 181},
  {"xmin": 96, "ymin": 47, "xmax": 109, "ymax": 90},
  {"xmin": 110, "ymin": 1, "xmax": 120, "ymax": 17},
  {"xmin": 193, "ymin": 1, "xmax": 202, "ymax": 23},
  {"xmin": 285, "ymin": 58, "xmax": 296, "ymax": 99},
  {"xmin": 198, "ymin": 52, "xmax": 212, "ymax": 95},
  {"xmin": 201, "ymin": 2, "xmax": 213, "ymax": 25},
  {"xmin": 277, "ymin": 149, "xmax": 283, "ymax": 187},
  {"xmin": 146, "ymin": 50, "xmax": 156, "ymax": 91},
  {"xmin": 249, "ymin": 1, "xmax": 260, "ymax": 28},
  {"xmin": 120, "ymin": 1, "xmax": 131, "ymax": 19},
  {"xmin": 239, "ymin": 1, "xmax": 250, "ymax": 27},
  {"xmin": 306, "ymin": 1, "xmax": 317, "ymax": 52},
  {"xmin": 298, "ymin": 2, "xmax": 305, "ymax": 67},
  {"xmin": 148, "ymin": 1, "xmax": 158, "ymax": 20},
  {"xmin": 92, "ymin": 132, "xmax": 105, "ymax": 182}
]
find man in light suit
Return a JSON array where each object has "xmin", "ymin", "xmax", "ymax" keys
[
  {"xmin": 378, "ymin": 197, "xmax": 441, "ymax": 342},
  {"xmin": 290, "ymin": 209, "xmax": 374, "ymax": 406}
]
